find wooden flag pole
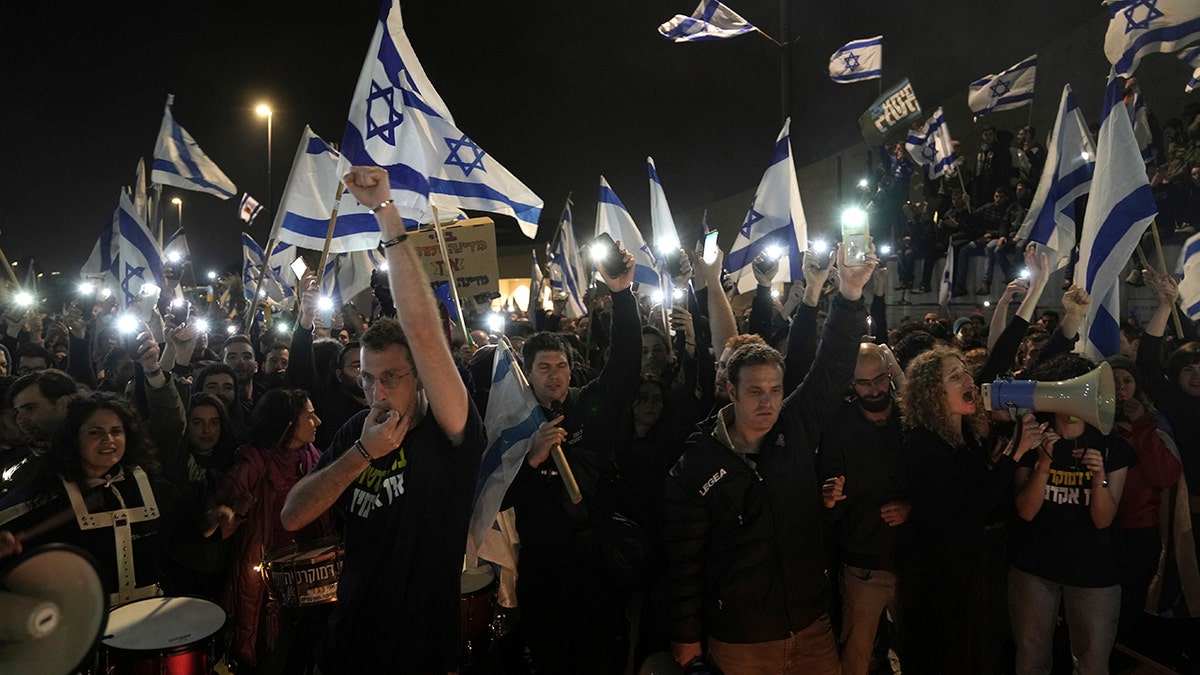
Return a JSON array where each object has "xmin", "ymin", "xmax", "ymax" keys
[
  {"xmin": 430, "ymin": 205, "xmax": 473, "ymax": 347},
  {"xmin": 242, "ymin": 237, "xmax": 278, "ymax": 335},
  {"xmin": 0, "ymin": 240, "xmax": 22, "ymax": 286},
  {"xmin": 1147, "ymin": 223, "xmax": 1185, "ymax": 338},
  {"xmin": 316, "ymin": 181, "xmax": 346, "ymax": 289}
]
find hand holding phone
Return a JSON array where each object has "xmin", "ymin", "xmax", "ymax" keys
[{"xmin": 591, "ymin": 233, "xmax": 628, "ymax": 278}]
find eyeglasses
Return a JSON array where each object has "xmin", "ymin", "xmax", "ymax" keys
[
  {"xmin": 852, "ymin": 373, "xmax": 892, "ymax": 390},
  {"xmin": 357, "ymin": 368, "xmax": 415, "ymax": 391}
]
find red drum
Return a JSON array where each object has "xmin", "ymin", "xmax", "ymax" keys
[
  {"xmin": 459, "ymin": 566, "xmax": 497, "ymax": 665},
  {"xmin": 100, "ymin": 596, "xmax": 227, "ymax": 675},
  {"xmin": 261, "ymin": 537, "xmax": 344, "ymax": 607}
]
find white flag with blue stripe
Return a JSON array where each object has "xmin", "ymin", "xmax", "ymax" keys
[
  {"xmin": 163, "ymin": 227, "xmax": 190, "ymax": 266},
  {"xmin": 829, "ymin": 36, "xmax": 882, "ymax": 84},
  {"xmin": 241, "ymin": 234, "xmax": 297, "ymax": 306},
  {"xmin": 648, "ymin": 157, "xmax": 681, "ymax": 254},
  {"xmin": 321, "ymin": 249, "xmax": 385, "ymax": 306},
  {"xmin": 658, "ymin": 0, "xmax": 757, "ymax": 42},
  {"xmin": 905, "ymin": 107, "xmax": 957, "ymax": 180},
  {"xmin": 467, "ymin": 339, "xmax": 546, "ymax": 555},
  {"xmin": 339, "ymin": 0, "xmax": 542, "ymax": 237},
  {"xmin": 1075, "ymin": 74, "xmax": 1158, "ymax": 361},
  {"xmin": 726, "ymin": 118, "xmax": 808, "ymax": 295},
  {"xmin": 1105, "ymin": 0, "xmax": 1200, "ymax": 88},
  {"xmin": 968, "ymin": 55, "xmax": 1037, "ymax": 117},
  {"xmin": 112, "ymin": 190, "xmax": 165, "ymax": 310},
  {"xmin": 151, "ymin": 95, "xmax": 237, "ymax": 200},
  {"xmin": 547, "ymin": 203, "xmax": 587, "ymax": 318},
  {"xmin": 596, "ymin": 177, "xmax": 659, "ymax": 287},
  {"xmin": 1177, "ymin": 231, "xmax": 1200, "ymax": 319},
  {"xmin": 1171, "ymin": 229, "xmax": 1200, "ymax": 317},
  {"xmin": 1127, "ymin": 91, "xmax": 1156, "ymax": 163},
  {"xmin": 529, "ymin": 249, "xmax": 545, "ymax": 314},
  {"xmin": 1016, "ymin": 85, "xmax": 1096, "ymax": 269},
  {"xmin": 939, "ymin": 239, "xmax": 956, "ymax": 307},
  {"xmin": 270, "ymin": 126, "xmax": 379, "ymax": 252}
]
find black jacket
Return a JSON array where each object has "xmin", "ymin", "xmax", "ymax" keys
[{"xmin": 663, "ymin": 294, "xmax": 866, "ymax": 644}]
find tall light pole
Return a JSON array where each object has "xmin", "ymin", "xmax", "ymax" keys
[
  {"xmin": 256, "ymin": 103, "xmax": 273, "ymax": 211},
  {"xmin": 171, "ymin": 197, "xmax": 183, "ymax": 229}
]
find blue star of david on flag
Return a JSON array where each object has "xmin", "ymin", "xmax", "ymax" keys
[
  {"xmin": 921, "ymin": 143, "xmax": 939, "ymax": 162},
  {"xmin": 444, "ymin": 135, "xmax": 486, "ymax": 176},
  {"xmin": 366, "ymin": 81, "xmax": 403, "ymax": 145},
  {"xmin": 842, "ymin": 52, "xmax": 861, "ymax": 71},
  {"xmin": 990, "ymin": 78, "xmax": 1011, "ymax": 98},
  {"xmin": 1123, "ymin": 0, "xmax": 1164, "ymax": 33},
  {"xmin": 741, "ymin": 207, "xmax": 763, "ymax": 237},
  {"xmin": 122, "ymin": 262, "xmax": 147, "ymax": 302}
]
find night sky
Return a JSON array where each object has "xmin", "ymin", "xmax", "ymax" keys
[{"xmin": 0, "ymin": 1, "xmax": 1132, "ymax": 283}]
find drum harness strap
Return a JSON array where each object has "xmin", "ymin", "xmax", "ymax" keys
[{"xmin": 63, "ymin": 466, "xmax": 162, "ymax": 606}]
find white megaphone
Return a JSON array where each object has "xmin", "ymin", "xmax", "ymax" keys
[{"xmin": 981, "ymin": 361, "xmax": 1116, "ymax": 435}]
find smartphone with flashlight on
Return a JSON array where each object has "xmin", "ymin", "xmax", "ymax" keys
[
  {"xmin": 290, "ymin": 258, "xmax": 309, "ymax": 281},
  {"xmin": 841, "ymin": 207, "xmax": 870, "ymax": 267},
  {"xmin": 590, "ymin": 233, "xmax": 628, "ymax": 278},
  {"xmin": 702, "ymin": 231, "xmax": 719, "ymax": 265}
]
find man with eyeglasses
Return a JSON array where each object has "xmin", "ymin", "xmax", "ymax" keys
[
  {"xmin": 281, "ymin": 166, "xmax": 485, "ymax": 674},
  {"xmin": 817, "ymin": 342, "xmax": 910, "ymax": 675}
]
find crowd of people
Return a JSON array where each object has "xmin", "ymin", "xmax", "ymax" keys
[{"xmin": 0, "ymin": 95, "xmax": 1199, "ymax": 675}]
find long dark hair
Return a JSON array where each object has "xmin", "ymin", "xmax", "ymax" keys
[
  {"xmin": 248, "ymin": 388, "xmax": 311, "ymax": 449},
  {"xmin": 41, "ymin": 391, "xmax": 160, "ymax": 490}
]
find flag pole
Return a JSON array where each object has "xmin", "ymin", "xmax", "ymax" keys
[
  {"xmin": 316, "ymin": 181, "xmax": 346, "ymax": 288},
  {"xmin": 242, "ymin": 237, "xmax": 277, "ymax": 334},
  {"xmin": 955, "ymin": 168, "xmax": 973, "ymax": 213},
  {"xmin": 0, "ymin": 241, "xmax": 20, "ymax": 286},
  {"xmin": 547, "ymin": 193, "xmax": 574, "ymax": 254},
  {"xmin": 1148, "ymin": 222, "xmax": 1185, "ymax": 338},
  {"xmin": 430, "ymin": 205, "xmax": 473, "ymax": 347}
]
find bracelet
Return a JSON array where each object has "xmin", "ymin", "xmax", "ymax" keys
[
  {"xmin": 353, "ymin": 439, "xmax": 374, "ymax": 463},
  {"xmin": 379, "ymin": 233, "xmax": 408, "ymax": 250},
  {"xmin": 144, "ymin": 368, "xmax": 163, "ymax": 377},
  {"xmin": 372, "ymin": 199, "xmax": 395, "ymax": 213}
]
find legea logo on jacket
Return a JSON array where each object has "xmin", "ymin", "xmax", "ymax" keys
[{"xmin": 699, "ymin": 468, "xmax": 727, "ymax": 497}]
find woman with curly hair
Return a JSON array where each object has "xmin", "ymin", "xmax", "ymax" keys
[
  {"xmin": 0, "ymin": 391, "xmax": 172, "ymax": 605},
  {"xmin": 897, "ymin": 245, "xmax": 1051, "ymax": 674},
  {"xmin": 208, "ymin": 388, "xmax": 334, "ymax": 673}
]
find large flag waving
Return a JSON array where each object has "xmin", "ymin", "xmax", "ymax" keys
[
  {"xmin": 339, "ymin": 0, "xmax": 542, "ymax": 237},
  {"xmin": 270, "ymin": 126, "xmax": 379, "ymax": 252},
  {"xmin": 829, "ymin": 36, "xmax": 883, "ymax": 84},
  {"xmin": 905, "ymin": 107, "xmax": 957, "ymax": 180},
  {"xmin": 595, "ymin": 177, "xmax": 659, "ymax": 286},
  {"xmin": 151, "ymin": 95, "xmax": 237, "ymax": 200},
  {"xmin": 968, "ymin": 55, "xmax": 1037, "ymax": 117},
  {"xmin": 321, "ymin": 249, "xmax": 385, "ymax": 306},
  {"xmin": 1075, "ymin": 74, "xmax": 1158, "ymax": 360},
  {"xmin": 1177, "ymin": 231, "xmax": 1200, "ymax": 319},
  {"xmin": 547, "ymin": 202, "xmax": 587, "ymax": 318},
  {"xmin": 467, "ymin": 339, "xmax": 546, "ymax": 555},
  {"xmin": 1016, "ymin": 84, "xmax": 1096, "ymax": 269},
  {"xmin": 725, "ymin": 118, "xmax": 809, "ymax": 294},
  {"xmin": 1104, "ymin": 0, "xmax": 1200, "ymax": 87},
  {"xmin": 647, "ymin": 157, "xmax": 680, "ymax": 252},
  {"xmin": 112, "ymin": 190, "xmax": 165, "ymax": 310},
  {"xmin": 241, "ymin": 234, "xmax": 297, "ymax": 306},
  {"xmin": 658, "ymin": 0, "xmax": 757, "ymax": 42}
]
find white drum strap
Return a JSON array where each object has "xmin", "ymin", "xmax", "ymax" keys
[{"xmin": 63, "ymin": 468, "xmax": 161, "ymax": 604}]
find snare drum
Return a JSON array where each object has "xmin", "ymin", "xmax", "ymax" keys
[
  {"xmin": 100, "ymin": 596, "xmax": 226, "ymax": 675},
  {"xmin": 261, "ymin": 537, "xmax": 343, "ymax": 607},
  {"xmin": 459, "ymin": 565, "xmax": 497, "ymax": 665}
]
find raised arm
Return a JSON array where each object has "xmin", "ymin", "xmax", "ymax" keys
[
  {"xmin": 695, "ymin": 250, "xmax": 737, "ymax": 366},
  {"xmin": 344, "ymin": 166, "xmax": 469, "ymax": 443}
]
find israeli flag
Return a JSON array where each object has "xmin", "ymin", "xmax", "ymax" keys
[
  {"xmin": 547, "ymin": 203, "xmax": 587, "ymax": 318},
  {"xmin": 1177, "ymin": 232, "xmax": 1200, "ymax": 319},
  {"xmin": 339, "ymin": 0, "xmax": 542, "ymax": 237},
  {"xmin": 939, "ymin": 239, "xmax": 956, "ymax": 307},
  {"xmin": 648, "ymin": 157, "xmax": 681, "ymax": 255},
  {"xmin": 467, "ymin": 338, "xmax": 546, "ymax": 556},
  {"xmin": 968, "ymin": 55, "xmax": 1037, "ymax": 117},
  {"xmin": 829, "ymin": 36, "xmax": 882, "ymax": 84},
  {"xmin": 270, "ymin": 126, "xmax": 379, "ymax": 252},
  {"xmin": 725, "ymin": 118, "xmax": 809, "ymax": 295},
  {"xmin": 658, "ymin": 0, "xmax": 757, "ymax": 42},
  {"xmin": 1105, "ymin": 0, "xmax": 1200, "ymax": 88},
  {"xmin": 321, "ymin": 249, "xmax": 385, "ymax": 306},
  {"xmin": 1075, "ymin": 73, "xmax": 1158, "ymax": 361},
  {"xmin": 241, "ymin": 234, "xmax": 297, "ymax": 306},
  {"xmin": 528, "ymin": 249, "xmax": 545, "ymax": 314},
  {"xmin": 131, "ymin": 159, "xmax": 150, "ymax": 226},
  {"xmin": 595, "ymin": 177, "xmax": 659, "ymax": 287},
  {"xmin": 112, "ymin": 190, "xmax": 165, "ymax": 310},
  {"xmin": 151, "ymin": 95, "xmax": 237, "ymax": 200},
  {"xmin": 239, "ymin": 193, "xmax": 265, "ymax": 225},
  {"xmin": 1126, "ymin": 91, "xmax": 1156, "ymax": 163},
  {"xmin": 905, "ymin": 107, "xmax": 957, "ymax": 180},
  {"xmin": 1016, "ymin": 85, "xmax": 1096, "ymax": 270},
  {"xmin": 163, "ymin": 227, "xmax": 190, "ymax": 266}
]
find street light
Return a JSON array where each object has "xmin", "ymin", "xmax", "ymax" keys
[
  {"xmin": 171, "ymin": 197, "xmax": 182, "ymax": 228},
  {"xmin": 256, "ymin": 103, "xmax": 273, "ymax": 211}
]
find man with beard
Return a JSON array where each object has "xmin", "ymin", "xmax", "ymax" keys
[
  {"xmin": 220, "ymin": 335, "xmax": 259, "ymax": 413},
  {"xmin": 1, "ymin": 370, "xmax": 78, "ymax": 500},
  {"xmin": 818, "ymin": 343, "xmax": 910, "ymax": 675},
  {"xmin": 286, "ymin": 276, "xmax": 368, "ymax": 451}
]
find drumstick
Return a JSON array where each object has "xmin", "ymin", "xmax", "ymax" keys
[{"xmin": 16, "ymin": 490, "xmax": 105, "ymax": 543}]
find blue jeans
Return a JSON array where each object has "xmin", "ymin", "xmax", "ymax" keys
[{"xmin": 1007, "ymin": 567, "xmax": 1120, "ymax": 675}]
